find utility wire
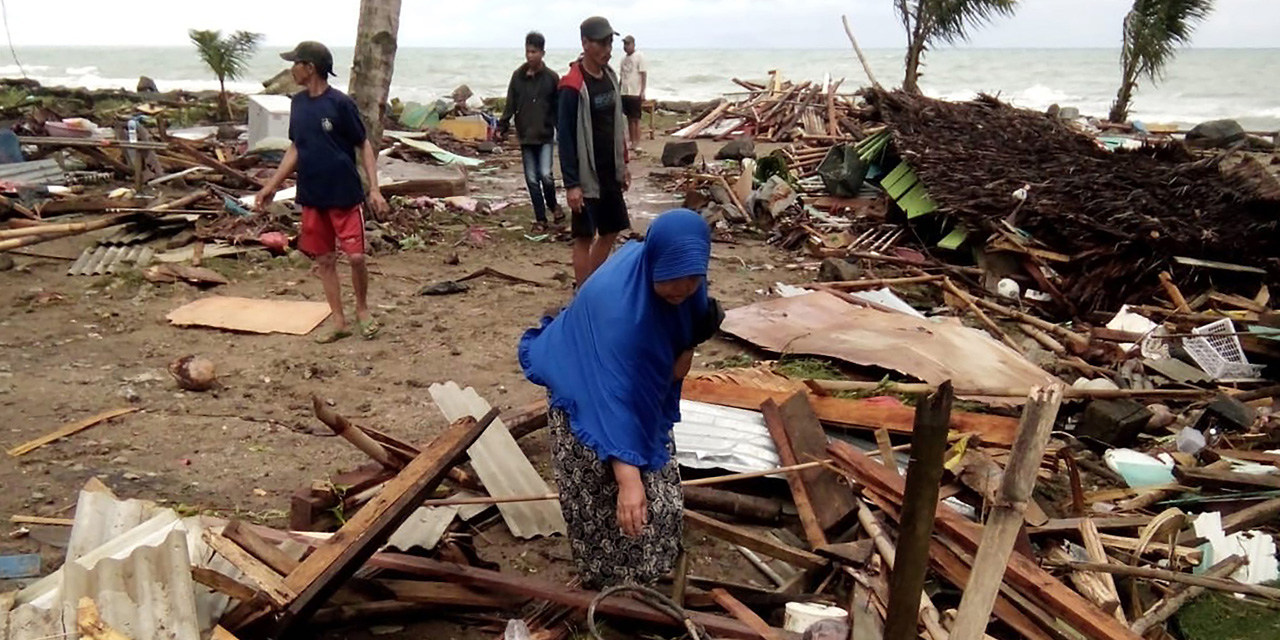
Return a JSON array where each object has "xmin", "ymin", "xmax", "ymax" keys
[{"xmin": 0, "ymin": 0, "xmax": 25, "ymax": 79}]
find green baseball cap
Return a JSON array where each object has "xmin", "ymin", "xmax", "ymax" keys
[
  {"xmin": 280, "ymin": 41, "xmax": 336, "ymax": 77},
  {"xmin": 580, "ymin": 16, "xmax": 619, "ymax": 41}
]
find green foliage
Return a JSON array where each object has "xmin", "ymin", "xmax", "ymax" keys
[
  {"xmin": 774, "ymin": 357, "xmax": 845, "ymax": 381},
  {"xmin": 188, "ymin": 29, "xmax": 263, "ymax": 84},
  {"xmin": 1110, "ymin": 0, "xmax": 1213, "ymax": 122},
  {"xmin": 189, "ymin": 29, "xmax": 262, "ymax": 120},
  {"xmin": 708, "ymin": 354, "xmax": 756, "ymax": 370},
  {"xmin": 1176, "ymin": 589, "xmax": 1280, "ymax": 640}
]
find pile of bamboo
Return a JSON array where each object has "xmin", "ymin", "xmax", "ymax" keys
[{"xmin": 674, "ymin": 74, "xmax": 868, "ymax": 142}]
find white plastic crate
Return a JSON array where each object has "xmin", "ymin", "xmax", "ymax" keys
[{"xmin": 1182, "ymin": 318, "xmax": 1265, "ymax": 380}]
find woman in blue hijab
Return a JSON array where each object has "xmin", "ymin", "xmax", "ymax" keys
[{"xmin": 519, "ymin": 209, "xmax": 722, "ymax": 589}]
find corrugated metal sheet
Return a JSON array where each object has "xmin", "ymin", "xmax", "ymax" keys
[
  {"xmin": 429, "ymin": 382, "xmax": 566, "ymax": 539},
  {"xmin": 674, "ymin": 400, "xmax": 781, "ymax": 474},
  {"xmin": 384, "ymin": 506, "xmax": 459, "ymax": 553},
  {"xmin": 67, "ymin": 245, "xmax": 154, "ymax": 276},
  {"xmin": 0, "ymin": 158, "xmax": 65, "ymax": 186},
  {"xmin": 5, "ymin": 487, "xmax": 234, "ymax": 640}
]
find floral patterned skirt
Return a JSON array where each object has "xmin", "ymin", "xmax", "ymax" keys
[{"xmin": 549, "ymin": 407, "xmax": 684, "ymax": 590}]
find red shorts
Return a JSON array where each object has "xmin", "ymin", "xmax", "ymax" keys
[{"xmin": 299, "ymin": 204, "xmax": 365, "ymax": 257}]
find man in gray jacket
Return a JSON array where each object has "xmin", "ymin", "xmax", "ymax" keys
[
  {"xmin": 499, "ymin": 31, "xmax": 561, "ymax": 233},
  {"xmin": 557, "ymin": 16, "xmax": 630, "ymax": 287}
]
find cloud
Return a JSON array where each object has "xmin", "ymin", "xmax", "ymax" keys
[{"xmin": 0, "ymin": 0, "xmax": 1273, "ymax": 48}]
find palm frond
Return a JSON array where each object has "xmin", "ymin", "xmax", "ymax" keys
[
  {"xmin": 928, "ymin": 0, "xmax": 1022, "ymax": 44},
  {"xmin": 188, "ymin": 28, "xmax": 263, "ymax": 82},
  {"xmin": 1122, "ymin": 0, "xmax": 1214, "ymax": 81}
]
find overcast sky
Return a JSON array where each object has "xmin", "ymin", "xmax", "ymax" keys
[{"xmin": 3, "ymin": 0, "xmax": 1275, "ymax": 49}]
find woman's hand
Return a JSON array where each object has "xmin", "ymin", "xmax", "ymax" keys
[
  {"xmin": 674, "ymin": 349, "xmax": 694, "ymax": 381},
  {"xmin": 612, "ymin": 460, "xmax": 647, "ymax": 537}
]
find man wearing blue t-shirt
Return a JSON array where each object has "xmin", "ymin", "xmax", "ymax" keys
[{"xmin": 255, "ymin": 41, "xmax": 389, "ymax": 343}]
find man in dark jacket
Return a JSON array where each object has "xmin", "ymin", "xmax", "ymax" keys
[
  {"xmin": 499, "ymin": 32, "xmax": 561, "ymax": 232},
  {"xmin": 558, "ymin": 16, "xmax": 630, "ymax": 288}
]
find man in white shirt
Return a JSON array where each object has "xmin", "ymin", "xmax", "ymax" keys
[{"xmin": 619, "ymin": 35, "xmax": 647, "ymax": 148}]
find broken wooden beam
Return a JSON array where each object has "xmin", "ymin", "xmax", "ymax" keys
[
  {"xmin": 202, "ymin": 529, "xmax": 296, "ymax": 609},
  {"xmin": 951, "ymin": 385, "xmax": 1064, "ymax": 640},
  {"xmin": 1130, "ymin": 555, "xmax": 1246, "ymax": 635},
  {"xmin": 683, "ymin": 379, "xmax": 1020, "ymax": 446},
  {"xmin": 368, "ymin": 554, "xmax": 792, "ymax": 640},
  {"xmin": 7, "ymin": 407, "xmax": 140, "ymax": 457},
  {"xmin": 884, "ymin": 381, "xmax": 953, "ymax": 640},
  {"xmin": 193, "ymin": 567, "xmax": 258, "ymax": 604},
  {"xmin": 683, "ymin": 486, "xmax": 784, "ymax": 523},
  {"xmin": 829, "ymin": 440, "xmax": 1145, "ymax": 640},
  {"xmin": 274, "ymin": 410, "xmax": 496, "ymax": 631},
  {"xmin": 222, "ymin": 519, "xmax": 300, "ymax": 576},
  {"xmin": 710, "ymin": 588, "xmax": 781, "ymax": 640},
  {"xmin": 312, "ymin": 396, "xmax": 406, "ymax": 470},
  {"xmin": 1066, "ymin": 560, "xmax": 1280, "ymax": 600},
  {"xmin": 761, "ymin": 398, "xmax": 826, "ymax": 548},
  {"xmin": 684, "ymin": 510, "xmax": 827, "ymax": 571}
]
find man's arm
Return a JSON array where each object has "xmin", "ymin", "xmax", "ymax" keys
[
  {"xmin": 558, "ymin": 85, "xmax": 583, "ymax": 212},
  {"xmin": 639, "ymin": 54, "xmax": 648, "ymax": 99},
  {"xmin": 498, "ymin": 73, "xmax": 517, "ymax": 136},
  {"xmin": 359, "ymin": 139, "xmax": 388, "ymax": 217},
  {"xmin": 254, "ymin": 145, "xmax": 298, "ymax": 210}
]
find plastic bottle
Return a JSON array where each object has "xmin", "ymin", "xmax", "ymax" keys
[
  {"xmin": 127, "ymin": 118, "xmax": 139, "ymax": 144},
  {"xmin": 1177, "ymin": 427, "xmax": 1207, "ymax": 455}
]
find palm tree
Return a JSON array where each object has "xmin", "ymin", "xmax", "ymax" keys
[
  {"xmin": 897, "ymin": 0, "xmax": 1021, "ymax": 94},
  {"xmin": 1108, "ymin": 0, "xmax": 1213, "ymax": 124},
  {"xmin": 188, "ymin": 29, "xmax": 263, "ymax": 121}
]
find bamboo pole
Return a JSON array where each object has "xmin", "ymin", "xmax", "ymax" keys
[
  {"xmin": 0, "ymin": 215, "xmax": 135, "ymax": 240},
  {"xmin": 841, "ymin": 15, "xmax": 882, "ymax": 89},
  {"xmin": 1065, "ymin": 561, "xmax": 1280, "ymax": 600},
  {"xmin": 857, "ymin": 500, "xmax": 949, "ymax": 640},
  {"xmin": 941, "ymin": 278, "xmax": 1026, "ymax": 355},
  {"xmin": 824, "ymin": 275, "xmax": 945, "ymax": 290},
  {"xmin": 951, "ymin": 385, "xmax": 1064, "ymax": 640},
  {"xmin": 970, "ymin": 295, "xmax": 1091, "ymax": 352},
  {"xmin": 1130, "ymin": 555, "xmax": 1245, "ymax": 635}
]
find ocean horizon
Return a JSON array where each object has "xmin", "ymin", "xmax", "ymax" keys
[{"xmin": 3, "ymin": 46, "xmax": 1278, "ymax": 130}]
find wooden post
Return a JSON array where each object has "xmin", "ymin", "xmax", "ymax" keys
[
  {"xmin": 950, "ymin": 384, "xmax": 1064, "ymax": 640},
  {"xmin": 275, "ymin": 411, "xmax": 495, "ymax": 632},
  {"xmin": 349, "ymin": 0, "xmax": 401, "ymax": 149},
  {"xmin": 883, "ymin": 382, "xmax": 953, "ymax": 640}
]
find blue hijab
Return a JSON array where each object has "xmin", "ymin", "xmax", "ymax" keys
[{"xmin": 518, "ymin": 209, "xmax": 711, "ymax": 471}]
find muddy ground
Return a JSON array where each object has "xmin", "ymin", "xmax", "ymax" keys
[{"xmin": 0, "ymin": 136, "xmax": 821, "ymax": 637}]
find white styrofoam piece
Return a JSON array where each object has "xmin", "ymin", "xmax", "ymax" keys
[
  {"xmin": 1194, "ymin": 511, "xmax": 1280, "ymax": 586},
  {"xmin": 247, "ymin": 94, "xmax": 293, "ymax": 149}
]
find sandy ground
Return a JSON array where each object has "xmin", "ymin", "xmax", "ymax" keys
[{"xmin": 0, "ymin": 134, "xmax": 816, "ymax": 637}]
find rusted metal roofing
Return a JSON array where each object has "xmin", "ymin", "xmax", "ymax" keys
[{"xmin": 429, "ymin": 382, "xmax": 566, "ymax": 539}]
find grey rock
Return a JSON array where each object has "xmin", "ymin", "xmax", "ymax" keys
[
  {"xmin": 818, "ymin": 258, "xmax": 862, "ymax": 283},
  {"xmin": 661, "ymin": 141, "xmax": 699, "ymax": 168},
  {"xmin": 1077, "ymin": 399, "xmax": 1153, "ymax": 447},
  {"xmin": 802, "ymin": 619, "xmax": 850, "ymax": 640},
  {"xmin": 1186, "ymin": 119, "xmax": 1247, "ymax": 149},
  {"xmin": 716, "ymin": 138, "xmax": 756, "ymax": 161},
  {"xmin": 136, "ymin": 76, "xmax": 158, "ymax": 93},
  {"xmin": 123, "ymin": 472, "xmax": 142, "ymax": 481},
  {"xmin": 111, "ymin": 456, "xmax": 128, "ymax": 465},
  {"xmin": 262, "ymin": 68, "xmax": 295, "ymax": 95},
  {"xmin": 0, "ymin": 254, "xmax": 14, "ymax": 271},
  {"xmin": 1058, "ymin": 106, "xmax": 1081, "ymax": 120}
]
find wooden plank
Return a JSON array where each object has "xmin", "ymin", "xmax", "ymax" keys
[
  {"xmin": 683, "ymin": 379, "xmax": 1019, "ymax": 446},
  {"xmin": 210, "ymin": 626, "xmax": 240, "ymax": 640},
  {"xmin": 760, "ymin": 398, "xmax": 826, "ymax": 548},
  {"xmin": 0, "ymin": 554, "xmax": 40, "ymax": 579},
  {"xmin": 923, "ymin": 532, "xmax": 1057, "ymax": 640},
  {"xmin": 1028, "ymin": 516, "xmax": 1155, "ymax": 535},
  {"xmin": 192, "ymin": 566, "xmax": 257, "ymax": 603},
  {"xmin": 202, "ymin": 530, "xmax": 296, "ymax": 609},
  {"xmin": 684, "ymin": 510, "xmax": 827, "ymax": 571},
  {"xmin": 773, "ymin": 392, "xmax": 857, "ymax": 531},
  {"xmin": 278, "ymin": 411, "xmax": 496, "ymax": 628},
  {"xmin": 884, "ymin": 382, "xmax": 952, "ymax": 640},
  {"xmin": 7, "ymin": 407, "xmax": 139, "ymax": 457},
  {"xmin": 369, "ymin": 554, "xmax": 792, "ymax": 640},
  {"xmin": 711, "ymin": 588, "xmax": 780, "ymax": 640},
  {"xmin": 829, "ymin": 441, "xmax": 1145, "ymax": 640},
  {"xmin": 222, "ymin": 519, "xmax": 300, "ymax": 576},
  {"xmin": 1066, "ymin": 560, "xmax": 1280, "ymax": 600},
  {"xmin": 9, "ymin": 515, "xmax": 75, "ymax": 526},
  {"xmin": 76, "ymin": 598, "xmax": 132, "ymax": 640},
  {"xmin": 875, "ymin": 429, "xmax": 901, "ymax": 478},
  {"xmin": 951, "ymin": 385, "xmax": 1063, "ymax": 640},
  {"xmin": 1175, "ymin": 466, "xmax": 1280, "ymax": 491},
  {"xmin": 1079, "ymin": 519, "xmax": 1127, "ymax": 625},
  {"xmin": 378, "ymin": 580, "xmax": 518, "ymax": 608}
]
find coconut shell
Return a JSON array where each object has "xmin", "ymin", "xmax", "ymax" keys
[{"xmin": 169, "ymin": 355, "xmax": 217, "ymax": 391}]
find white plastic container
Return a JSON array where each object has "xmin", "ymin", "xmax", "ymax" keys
[
  {"xmin": 247, "ymin": 94, "xmax": 293, "ymax": 149},
  {"xmin": 784, "ymin": 602, "xmax": 847, "ymax": 633}
]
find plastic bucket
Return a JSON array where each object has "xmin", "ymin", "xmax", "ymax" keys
[{"xmin": 784, "ymin": 602, "xmax": 848, "ymax": 632}]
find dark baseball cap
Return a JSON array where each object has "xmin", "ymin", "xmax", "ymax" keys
[
  {"xmin": 580, "ymin": 16, "xmax": 619, "ymax": 41},
  {"xmin": 280, "ymin": 41, "xmax": 336, "ymax": 77}
]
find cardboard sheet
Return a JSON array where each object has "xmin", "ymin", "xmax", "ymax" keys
[{"xmin": 166, "ymin": 297, "xmax": 331, "ymax": 335}]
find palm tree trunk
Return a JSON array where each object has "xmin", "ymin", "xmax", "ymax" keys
[
  {"xmin": 903, "ymin": 3, "xmax": 930, "ymax": 94},
  {"xmin": 1109, "ymin": 58, "xmax": 1139, "ymax": 124},
  {"xmin": 349, "ymin": 0, "xmax": 401, "ymax": 150},
  {"xmin": 218, "ymin": 77, "xmax": 229, "ymax": 122}
]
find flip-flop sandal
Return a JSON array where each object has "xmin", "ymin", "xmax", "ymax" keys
[
  {"xmin": 358, "ymin": 319, "xmax": 381, "ymax": 340},
  {"xmin": 314, "ymin": 328, "xmax": 352, "ymax": 344}
]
